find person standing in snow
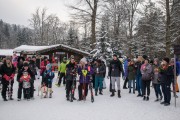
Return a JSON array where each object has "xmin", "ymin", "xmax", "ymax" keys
[
  {"xmin": 127, "ymin": 60, "xmax": 136, "ymax": 94},
  {"xmin": 12, "ymin": 52, "xmax": 18, "ymax": 69},
  {"xmin": 66, "ymin": 56, "xmax": 77, "ymax": 101},
  {"xmin": 159, "ymin": 58, "xmax": 174, "ymax": 106},
  {"xmin": 123, "ymin": 57, "xmax": 129, "ymax": 89},
  {"xmin": 141, "ymin": 59, "xmax": 152, "ymax": 101},
  {"xmin": 29, "ymin": 56, "xmax": 37, "ymax": 99},
  {"xmin": 17, "ymin": 62, "xmax": 34, "ymax": 101},
  {"xmin": 77, "ymin": 58, "xmax": 93, "ymax": 101},
  {"xmin": 135, "ymin": 56, "xmax": 143, "ymax": 97},
  {"xmin": 56, "ymin": 57, "xmax": 67, "ymax": 87},
  {"xmin": 42, "ymin": 63, "xmax": 55, "ymax": 98},
  {"xmin": 0, "ymin": 57, "xmax": 16, "ymax": 101},
  {"xmin": 19, "ymin": 71, "xmax": 31, "ymax": 101},
  {"xmin": 94, "ymin": 59, "xmax": 106, "ymax": 96},
  {"xmin": 108, "ymin": 54, "xmax": 123, "ymax": 98},
  {"xmin": 40, "ymin": 57, "xmax": 49, "ymax": 76},
  {"xmin": 152, "ymin": 58, "xmax": 163, "ymax": 101},
  {"xmin": 17, "ymin": 53, "xmax": 25, "ymax": 72}
]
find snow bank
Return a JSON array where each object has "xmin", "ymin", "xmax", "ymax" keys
[{"xmin": 0, "ymin": 74, "xmax": 180, "ymax": 120}]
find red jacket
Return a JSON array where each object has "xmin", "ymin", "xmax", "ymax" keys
[{"xmin": 40, "ymin": 60, "xmax": 49, "ymax": 75}]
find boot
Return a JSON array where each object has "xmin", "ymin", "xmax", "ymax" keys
[
  {"xmin": 95, "ymin": 90, "xmax": 98, "ymax": 96},
  {"xmin": 146, "ymin": 96, "xmax": 149, "ymax": 101},
  {"xmin": 99, "ymin": 89, "xmax": 103, "ymax": 95},
  {"xmin": 3, "ymin": 98, "xmax": 8, "ymax": 101},
  {"xmin": 143, "ymin": 96, "xmax": 146, "ymax": 100},
  {"xmin": 110, "ymin": 90, "xmax": 115, "ymax": 97},
  {"xmin": 118, "ymin": 90, "xmax": 121, "ymax": 98}
]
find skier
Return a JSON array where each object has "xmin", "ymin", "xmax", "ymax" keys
[
  {"xmin": 94, "ymin": 59, "xmax": 106, "ymax": 96},
  {"xmin": 19, "ymin": 71, "xmax": 31, "ymax": 101},
  {"xmin": 17, "ymin": 62, "xmax": 34, "ymax": 101},
  {"xmin": 108, "ymin": 54, "xmax": 123, "ymax": 98},
  {"xmin": 0, "ymin": 57, "xmax": 16, "ymax": 101},
  {"xmin": 42, "ymin": 63, "xmax": 55, "ymax": 98},
  {"xmin": 127, "ymin": 59, "xmax": 136, "ymax": 94},
  {"xmin": 152, "ymin": 58, "xmax": 163, "ymax": 101},
  {"xmin": 66, "ymin": 56, "xmax": 77, "ymax": 101},
  {"xmin": 56, "ymin": 57, "xmax": 67, "ymax": 87},
  {"xmin": 141, "ymin": 59, "xmax": 152, "ymax": 101},
  {"xmin": 77, "ymin": 58, "xmax": 93, "ymax": 101},
  {"xmin": 159, "ymin": 58, "xmax": 174, "ymax": 106}
]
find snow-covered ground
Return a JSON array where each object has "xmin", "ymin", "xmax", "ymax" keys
[{"xmin": 0, "ymin": 74, "xmax": 180, "ymax": 120}]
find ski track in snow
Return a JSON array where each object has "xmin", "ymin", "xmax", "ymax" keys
[{"xmin": 0, "ymin": 74, "xmax": 180, "ymax": 120}]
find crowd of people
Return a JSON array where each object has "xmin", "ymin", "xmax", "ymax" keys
[{"xmin": 0, "ymin": 52, "xmax": 180, "ymax": 107}]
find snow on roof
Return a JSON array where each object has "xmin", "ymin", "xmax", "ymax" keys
[
  {"xmin": 13, "ymin": 44, "xmax": 90, "ymax": 55},
  {"xmin": 13, "ymin": 45, "xmax": 59, "ymax": 53},
  {"xmin": 0, "ymin": 49, "xmax": 14, "ymax": 56}
]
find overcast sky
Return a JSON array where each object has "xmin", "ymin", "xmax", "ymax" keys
[{"xmin": 0, "ymin": 0, "xmax": 74, "ymax": 27}]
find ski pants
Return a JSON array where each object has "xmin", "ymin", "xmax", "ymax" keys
[
  {"xmin": 111, "ymin": 77, "xmax": 120, "ymax": 90},
  {"xmin": 78, "ymin": 83, "xmax": 89, "ymax": 99},
  {"xmin": 58, "ymin": 73, "xmax": 66, "ymax": 85},
  {"xmin": 136, "ymin": 75, "xmax": 142, "ymax": 95},
  {"xmin": 153, "ymin": 83, "xmax": 162, "ymax": 98},
  {"xmin": 142, "ymin": 80, "xmax": 151, "ymax": 96},
  {"xmin": 95, "ymin": 76, "xmax": 103, "ymax": 91},
  {"xmin": 66, "ymin": 80, "xmax": 76, "ymax": 98},
  {"xmin": 1, "ymin": 80, "xmax": 14, "ymax": 99},
  {"xmin": 161, "ymin": 83, "xmax": 171, "ymax": 104}
]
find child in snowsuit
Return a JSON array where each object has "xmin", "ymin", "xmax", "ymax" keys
[
  {"xmin": 42, "ymin": 63, "xmax": 55, "ymax": 98},
  {"xmin": 20, "ymin": 71, "xmax": 31, "ymax": 101}
]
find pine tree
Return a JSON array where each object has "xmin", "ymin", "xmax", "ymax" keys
[{"xmin": 90, "ymin": 25, "xmax": 113, "ymax": 63}]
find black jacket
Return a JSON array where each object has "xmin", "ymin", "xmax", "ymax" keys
[
  {"xmin": 0, "ymin": 63, "xmax": 16, "ymax": 84},
  {"xmin": 109, "ymin": 59, "xmax": 123, "ymax": 77},
  {"xmin": 159, "ymin": 66, "xmax": 174, "ymax": 85},
  {"xmin": 66, "ymin": 62, "xmax": 77, "ymax": 81},
  {"xmin": 29, "ymin": 60, "xmax": 37, "ymax": 80}
]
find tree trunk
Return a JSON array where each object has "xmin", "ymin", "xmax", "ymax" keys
[
  {"xmin": 91, "ymin": 0, "xmax": 98, "ymax": 49},
  {"xmin": 165, "ymin": 0, "xmax": 171, "ymax": 57}
]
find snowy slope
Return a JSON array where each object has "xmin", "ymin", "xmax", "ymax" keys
[{"xmin": 0, "ymin": 74, "xmax": 180, "ymax": 120}]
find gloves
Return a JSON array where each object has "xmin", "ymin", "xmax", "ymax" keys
[
  {"xmin": 3, "ymin": 74, "xmax": 10, "ymax": 81},
  {"xmin": 10, "ymin": 74, "xmax": 15, "ymax": 79}
]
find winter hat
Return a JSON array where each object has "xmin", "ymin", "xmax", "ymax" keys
[
  {"xmin": 163, "ymin": 57, "xmax": 170, "ymax": 64},
  {"xmin": 70, "ymin": 55, "xmax": 74, "ymax": 59},
  {"xmin": 46, "ymin": 63, "xmax": 52, "ymax": 70},
  {"xmin": 142, "ymin": 55, "xmax": 148, "ymax": 60},
  {"xmin": 63, "ymin": 57, "xmax": 67, "ymax": 61},
  {"xmin": 6, "ymin": 56, "xmax": 11, "ymax": 60},
  {"xmin": 32, "ymin": 56, "xmax": 36, "ymax": 59},
  {"xmin": 113, "ymin": 54, "xmax": 117, "ymax": 57},
  {"xmin": 80, "ymin": 57, "xmax": 87, "ymax": 64},
  {"xmin": 23, "ymin": 62, "xmax": 29, "ymax": 67}
]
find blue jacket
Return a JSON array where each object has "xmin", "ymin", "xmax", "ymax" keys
[
  {"xmin": 124, "ymin": 59, "xmax": 128, "ymax": 77},
  {"xmin": 176, "ymin": 59, "xmax": 180, "ymax": 76}
]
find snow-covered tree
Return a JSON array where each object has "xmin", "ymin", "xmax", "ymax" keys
[{"xmin": 90, "ymin": 24, "xmax": 113, "ymax": 62}]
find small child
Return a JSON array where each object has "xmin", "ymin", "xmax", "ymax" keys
[
  {"xmin": 127, "ymin": 60, "xmax": 136, "ymax": 94},
  {"xmin": 20, "ymin": 71, "xmax": 31, "ymax": 101},
  {"xmin": 42, "ymin": 63, "xmax": 55, "ymax": 98}
]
